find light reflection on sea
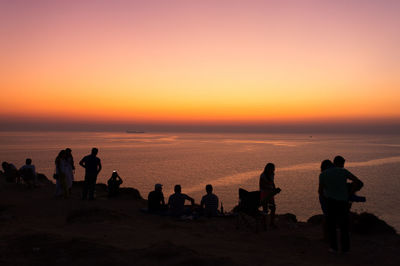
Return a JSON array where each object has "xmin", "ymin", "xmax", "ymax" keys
[{"xmin": 0, "ymin": 131, "xmax": 399, "ymax": 231}]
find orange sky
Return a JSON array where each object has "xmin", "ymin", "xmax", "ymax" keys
[{"xmin": 1, "ymin": 0, "xmax": 399, "ymax": 126}]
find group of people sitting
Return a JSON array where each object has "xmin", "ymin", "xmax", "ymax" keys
[
  {"xmin": 2, "ymin": 148, "xmax": 366, "ymax": 253},
  {"xmin": 147, "ymin": 183, "xmax": 220, "ymax": 218},
  {"xmin": 2, "ymin": 159, "xmax": 37, "ymax": 187}
]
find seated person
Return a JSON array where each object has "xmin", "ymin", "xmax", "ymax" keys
[
  {"xmin": 148, "ymin": 183, "xmax": 167, "ymax": 212},
  {"xmin": 200, "ymin": 184, "xmax": 219, "ymax": 217},
  {"xmin": 107, "ymin": 171, "xmax": 123, "ymax": 197},
  {"xmin": 2, "ymin": 162, "xmax": 19, "ymax": 183},
  {"xmin": 168, "ymin": 185, "xmax": 194, "ymax": 217},
  {"xmin": 19, "ymin": 158, "xmax": 37, "ymax": 187}
]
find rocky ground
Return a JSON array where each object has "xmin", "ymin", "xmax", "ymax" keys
[{"xmin": 0, "ymin": 174, "xmax": 399, "ymax": 266}]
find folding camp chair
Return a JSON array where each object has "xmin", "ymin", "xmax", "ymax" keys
[{"xmin": 236, "ymin": 188, "xmax": 267, "ymax": 232}]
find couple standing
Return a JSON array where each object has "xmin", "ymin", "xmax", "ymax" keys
[
  {"xmin": 319, "ymin": 155, "xmax": 364, "ymax": 254},
  {"xmin": 55, "ymin": 148, "xmax": 75, "ymax": 197}
]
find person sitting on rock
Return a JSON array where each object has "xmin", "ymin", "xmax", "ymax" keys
[
  {"xmin": 107, "ymin": 171, "xmax": 123, "ymax": 197},
  {"xmin": 200, "ymin": 184, "xmax": 219, "ymax": 217},
  {"xmin": 148, "ymin": 183, "xmax": 167, "ymax": 213},
  {"xmin": 168, "ymin": 185, "xmax": 194, "ymax": 217},
  {"xmin": 19, "ymin": 158, "xmax": 37, "ymax": 187},
  {"xmin": 2, "ymin": 161, "xmax": 19, "ymax": 183}
]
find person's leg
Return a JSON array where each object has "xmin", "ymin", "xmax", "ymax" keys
[
  {"xmin": 88, "ymin": 177, "xmax": 97, "ymax": 200},
  {"xmin": 60, "ymin": 174, "xmax": 68, "ymax": 198},
  {"xmin": 338, "ymin": 201, "xmax": 350, "ymax": 252},
  {"xmin": 327, "ymin": 199, "xmax": 338, "ymax": 251},
  {"xmin": 269, "ymin": 198, "xmax": 276, "ymax": 227},
  {"xmin": 82, "ymin": 177, "xmax": 89, "ymax": 200}
]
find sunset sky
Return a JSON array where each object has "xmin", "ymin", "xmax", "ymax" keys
[{"xmin": 1, "ymin": 0, "xmax": 399, "ymax": 130}]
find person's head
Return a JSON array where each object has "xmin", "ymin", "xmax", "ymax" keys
[
  {"xmin": 58, "ymin": 150, "xmax": 66, "ymax": 158},
  {"xmin": 26, "ymin": 158, "xmax": 32, "ymax": 165},
  {"xmin": 2, "ymin": 161, "xmax": 8, "ymax": 170},
  {"xmin": 155, "ymin": 183, "xmax": 163, "ymax": 192},
  {"xmin": 91, "ymin": 148, "xmax": 98, "ymax": 156},
  {"xmin": 205, "ymin": 184, "xmax": 213, "ymax": 194},
  {"xmin": 333, "ymin": 155, "xmax": 345, "ymax": 168},
  {"xmin": 320, "ymin": 159, "xmax": 334, "ymax": 172},
  {"xmin": 66, "ymin": 148, "xmax": 72, "ymax": 155},
  {"xmin": 264, "ymin": 163, "xmax": 275, "ymax": 175},
  {"xmin": 111, "ymin": 171, "xmax": 118, "ymax": 179},
  {"xmin": 174, "ymin": 184, "xmax": 181, "ymax": 194}
]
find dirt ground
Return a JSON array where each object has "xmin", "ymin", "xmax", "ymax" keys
[{"xmin": 1, "ymin": 180, "xmax": 399, "ymax": 266}]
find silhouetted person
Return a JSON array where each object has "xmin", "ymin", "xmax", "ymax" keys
[
  {"xmin": 200, "ymin": 184, "xmax": 219, "ymax": 217},
  {"xmin": 79, "ymin": 148, "xmax": 102, "ymax": 200},
  {"xmin": 259, "ymin": 163, "xmax": 280, "ymax": 228},
  {"xmin": 19, "ymin": 158, "xmax": 37, "ymax": 187},
  {"xmin": 2, "ymin": 161, "xmax": 19, "ymax": 183},
  {"xmin": 334, "ymin": 156, "xmax": 366, "ymax": 204},
  {"xmin": 318, "ymin": 159, "xmax": 334, "ymax": 241},
  {"xmin": 148, "ymin": 183, "xmax": 167, "ymax": 213},
  {"xmin": 168, "ymin": 185, "xmax": 194, "ymax": 217},
  {"xmin": 65, "ymin": 148, "xmax": 75, "ymax": 193},
  {"xmin": 55, "ymin": 150, "xmax": 69, "ymax": 198},
  {"xmin": 319, "ymin": 155, "xmax": 363, "ymax": 253},
  {"xmin": 107, "ymin": 171, "xmax": 123, "ymax": 197}
]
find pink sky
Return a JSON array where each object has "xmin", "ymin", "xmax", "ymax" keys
[{"xmin": 1, "ymin": 0, "xmax": 399, "ymax": 128}]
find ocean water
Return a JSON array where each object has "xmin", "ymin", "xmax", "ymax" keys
[{"xmin": 1, "ymin": 131, "xmax": 399, "ymax": 231}]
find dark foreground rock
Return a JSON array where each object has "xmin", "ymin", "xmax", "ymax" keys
[
  {"xmin": 307, "ymin": 212, "xmax": 397, "ymax": 235},
  {"xmin": 72, "ymin": 181, "xmax": 142, "ymax": 200}
]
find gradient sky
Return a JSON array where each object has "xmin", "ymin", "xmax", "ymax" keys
[{"xmin": 1, "ymin": 0, "xmax": 399, "ymax": 128}]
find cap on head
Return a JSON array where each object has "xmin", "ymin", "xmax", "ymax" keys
[{"xmin": 155, "ymin": 183, "xmax": 162, "ymax": 190}]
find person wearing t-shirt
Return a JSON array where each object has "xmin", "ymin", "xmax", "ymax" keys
[
  {"xmin": 168, "ymin": 185, "xmax": 194, "ymax": 217},
  {"xmin": 148, "ymin": 183, "xmax": 167, "ymax": 212},
  {"xmin": 19, "ymin": 158, "xmax": 37, "ymax": 187},
  {"xmin": 319, "ymin": 155, "xmax": 363, "ymax": 253},
  {"xmin": 79, "ymin": 148, "xmax": 102, "ymax": 200},
  {"xmin": 200, "ymin": 184, "xmax": 219, "ymax": 217}
]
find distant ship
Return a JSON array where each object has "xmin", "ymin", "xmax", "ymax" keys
[{"xmin": 126, "ymin": 130, "xmax": 145, "ymax": 134}]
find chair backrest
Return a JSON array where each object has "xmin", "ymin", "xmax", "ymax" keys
[{"xmin": 238, "ymin": 188, "xmax": 260, "ymax": 216}]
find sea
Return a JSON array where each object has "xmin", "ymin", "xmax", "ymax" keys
[{"xmin": 1, "ymin": 131, "xmax": 399, "ymax": 231}]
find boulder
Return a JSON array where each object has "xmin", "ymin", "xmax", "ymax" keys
[
  {"xmin": 36, "ymin": 173, "xmax": 53, "ymax": 185},
  {"xmin": 307, "ymin": 212, "xmax": 397, "ymax": 235},
  {"xmin": 350, "ymin": 212, "xmax": 397, "ymax": 235}
]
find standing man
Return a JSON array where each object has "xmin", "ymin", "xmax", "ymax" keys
[
  {"xmin": 80, "ymin": 148, "xmax": 102, "ymax": 200},
  {"xmin": 319, "ymin": 155, "xmax": 363, "ymax": 253}
]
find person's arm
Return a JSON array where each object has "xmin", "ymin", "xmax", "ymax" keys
[
  {"xmin": 79, "ymin": 158, "xmax": 85, "ymax": 168},
  {"xmin": 97, "ymin": 160, "xmax": 102, "ymax": 174},
  {"xmin": 318, "ymin": 173, "xmax": 324, "ymax": 196},
  {"xmin": 184, "ymin": 194, "xmax": 195, "ymax": 205},
  {"xmin": 161, "ymin": 194, "xmax": 165, "ymax": 205},
  {"xmin": 200, "ymin": 197, "xmax": 205, "ymax": 209},
  {"xmin": 345, "ymin": 170, "xmax": 363, "ymax": 191},
  {"xmin": 167, "ymin": 196, "xmax": 172, "ymax": 209},
  {"xmin": 346, "ymin": 170, "xmax": 361, "ymax": 183}
]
